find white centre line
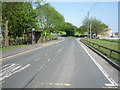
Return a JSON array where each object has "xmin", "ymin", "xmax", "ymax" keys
[
  {"xmin": 34, "ymin": 57, "xmax": 41, "ymax": 62},
  {"xmin": 48, "ymin": 59, "xmax": 51, "ymax": 62},
  {"xmin": 56, "ymin": 46, "xmax": 64, "ymax": 54}
]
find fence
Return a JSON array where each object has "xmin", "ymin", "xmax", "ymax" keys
[{"xmin": 80, "ymin": 39, "xmax": 120, "ymax": 57}]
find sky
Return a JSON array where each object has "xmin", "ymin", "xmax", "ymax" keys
[{"xmin": 45, "ymin": 1, "xmax": 118, "ymax": 32}]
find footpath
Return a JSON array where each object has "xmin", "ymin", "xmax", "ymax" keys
[{"xmin": 1, "ymin": 39, "xmax": 64, "ymax": 58}]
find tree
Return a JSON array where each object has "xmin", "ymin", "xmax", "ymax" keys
[
  {"xmin": 77, "ymin": 25, "xmax": 87, "ymax": 35},
  {"xmin": 8, "ymin": 2, "xmax": 37, "ymax": 39},
  {"xmin": 2, "ymin": 2, "xmax": 19, "ymax": 46},
  {"xmin": 36, "ymin": 3, "xmax": 65, "ymax": 33},
  {"xmin": 82, "ymin": 17, "xmax": 108, "ymax": 36},
  {"xmin": 2, "ymin": 2, "xmax": 38, "ymax": 46},
  {"xmin": 61, "ymin": 22, "xmax": 77, "ymax": 36}
]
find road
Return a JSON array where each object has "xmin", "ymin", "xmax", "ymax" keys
[{"xmin": 1, "ymin": 37, "xmax": 118, "ymax": 88}]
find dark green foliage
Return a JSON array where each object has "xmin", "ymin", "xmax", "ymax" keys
[
  {"xmin": 61, "ymin": 22, "xmax": 77, "ymax": 36},
  {"xmin": 2, "ymin": 2, "xmax": 38, "ymax": 40},
  {"xmin": 77, "ymin": 25, "xmax": 87, "ymax": 35},
  {"xmin": 9, "ymin": 2, "xmax": 37, "ymax": 38}
]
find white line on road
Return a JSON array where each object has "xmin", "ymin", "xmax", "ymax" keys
[
  {"xmin": 105, "ymin": 83, "xmax": 116, "ymax": 87},
  {"xmin": 0, "ymin": 63, "xmax": 22, "ymax": 81},
  {"xmin": 77, "ymin": 39, "xmax": 118, "ymax": 86},
  {"xmin": 0, "ymin": 63, "xmax": 30, "ymax": 81},
  {"xmin": 56, "ymin": 46, "xmax": 64, "ymax": 54},
  {"xmin": 34, "ymin": 57, "xmax": 41, "ymax": 62},
  {"xmin": 16, "ymin": 64, "xmax": 30, "ymax": 73},
  {"xmin": 48, "ymin": 59, "xmax": 51, "ymax": 62}
]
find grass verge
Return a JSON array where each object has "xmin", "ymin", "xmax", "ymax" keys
[
  {"xmin": 0, "ymin": 45, "xmax": 28, "ymax": 51},
  {"xmin": 80, "ymin": 39, "xmax": 120, "ymax": 65}
]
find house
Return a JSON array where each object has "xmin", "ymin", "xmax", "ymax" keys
[{"xmin": 97, "ymin": 29, "xmax": 113, "ymax": 39}]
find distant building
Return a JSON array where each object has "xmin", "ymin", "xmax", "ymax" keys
[
  {"xmin": 112, "ymin": 32, "xmax": 120, "ymax": 38},
  {"xmin": 97, "ymin": 29, "xmax": 112, "ymax": 39}
]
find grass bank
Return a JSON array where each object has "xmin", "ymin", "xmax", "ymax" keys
[
  {"xmin": 80, "ymin": 39, "xmax": 120, "ymax": 65},
  {"xmin": 0, "ymin": 45, "xmax": 28, "ymax": 51},
  {"xmin": 88, "ymin": 39, "xmax": 119, "ymax": 51}
]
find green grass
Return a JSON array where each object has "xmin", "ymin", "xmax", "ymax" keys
[
  {"xmin": 0, "ymin": 45, "xmax": 28, "ymax": 51},
  {"xmin": 53, "ymin": 31, "xmax": 66, "ymax": 35},
  {"xmin": 80, "ymin": 39, "xmax": 120, "ymax": 65},
  {"xmin": 75, "ymin": 32, "xmax": 88, "ymax": 36},
  {"xmin": 100, "ymin": 39, "xmax": 120, "ymax": 43},
  {"xmin": 59, "ymin": 31, "xmax": 66, "ymax": 35},
  {"xmin": 87, "ymin": 39, "xmax": 119, "ymax": 51},
  {"xmin": 46, "ymin": 34, "xmax": 57, "ymax": 39}
]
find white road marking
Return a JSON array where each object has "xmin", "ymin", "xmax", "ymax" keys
[
  {"xmin": 48, "ymin": 59, "xmax": 51, "ymax": 62},
  {"xmin": 105, "ymin": 83, "xmax": 116, "ymax": 87},
  {"xmin": 57, "ymin": 46, "xmax": 64, "ymax": 54},
  {"xmin": 34, "ymin": 57, "xmax": 41, "ymax": 62},
  {"xmin": 77, "ymin": 39, "xmax": 118, "ymax": 86},
  {"xmin": 0, "ymin": 63, "xmax": 30, "ymax": 81},
  {"xmin": 0, "ymin": 63, "xmax": 22, "ymax": 81},
  {"xmin": 16, "ymin": 64, "xmax": 30, "ymax": 72},
  {"xmin": 2, "ymin": 63, "xmax": 16, "ymax": 72}
]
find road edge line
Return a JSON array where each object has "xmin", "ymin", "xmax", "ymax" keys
[{"xmin": 76, "ymin": 38, "xmax": 118, "ymax": 87}]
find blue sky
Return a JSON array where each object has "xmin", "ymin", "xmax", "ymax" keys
[{"xmin": 47, "ymin": 2, "xmax": 118, "ymax": 32}]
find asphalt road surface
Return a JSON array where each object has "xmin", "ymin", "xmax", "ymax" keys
[{"xmin": 1, "ymin": 37, "xmax": 118, "ymax": 88}]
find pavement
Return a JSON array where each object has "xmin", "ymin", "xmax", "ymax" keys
[
  {"xmin": 1, "ymin": 39, "xmax": 63, "ymax": 58},
  {"xmin": 0, "ymin": 37, "xmax": 119, "ymax": 88}
]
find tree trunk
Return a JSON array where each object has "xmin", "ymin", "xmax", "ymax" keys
[{"xmin": 3, "ymin": 19, "xmax": 9, "ymax": 47}]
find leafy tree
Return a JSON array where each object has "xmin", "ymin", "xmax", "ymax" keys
[
  {"xmin": 61, "ymin": 22, "xmax": 77, "ymax": 36},
  {"xmin": 77, "ymin": 25, "xmax": 87, "ymax": 35},
  {"xmin": 36, "ymin": 3, "xmax": 65, "ymax": 33},
  {"xmin": 8, "ymin": 2, "xmax": 37, "ymax": 39},
  {"xmin": 2, "ymin": 2, "xmax": 19, "ymax": 46},
  {"xmin": 2, "ymin": 2, "xmax": 38, "ymax": 46},
  {"xmin": 82, "ymin": 17, "xmax": 108, "ymax": 36}
]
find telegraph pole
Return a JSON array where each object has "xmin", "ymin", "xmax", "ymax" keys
[
  {"xmin": 88, "ymin": 11, "xmax": 92, "ymax": 39},
  {"xmin": 90, "ymin": 20, "xmax": 92, "ymax": 39},
  {"xmin": 87, "ymin": 12, "xmax": 90, "ymax": 39}
]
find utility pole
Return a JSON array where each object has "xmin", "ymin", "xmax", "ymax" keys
[
  {"xmin": 87, "ymin": 12, "xmax": 90, "ymax": 39},
  {"xmin": 88, "ymin": 11, "xmax": 92, "ymax": 39},
  {"xmin": 90, "ymin": 21, "xmax": 92, "ymax": 39}
]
